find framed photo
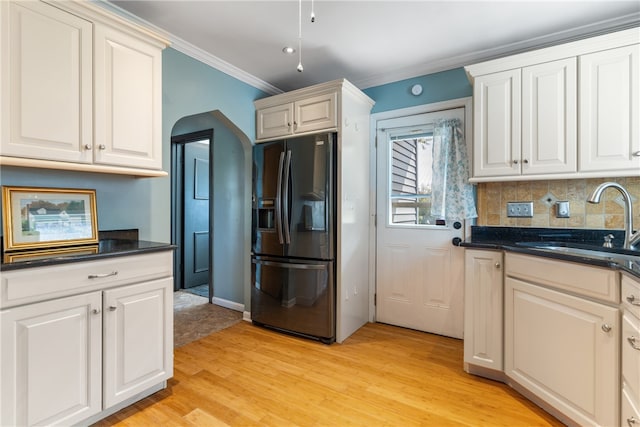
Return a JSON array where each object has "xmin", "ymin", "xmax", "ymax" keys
[
  {"xmin": 2, "ymin": 186, "xmax": 98, "ymax": 252},
  {"xmin": 3, "ymin": 245, "xmax": 99, "ymax": 263}
]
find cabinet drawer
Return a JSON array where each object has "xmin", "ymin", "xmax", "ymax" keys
[
  {"xmin": 622, "ymin": 385, "xmax": 640, "ymax": 427},
  {"xmin": 623, "ymin": 274, "xmax": 640, "ymax": 318},
  {"xmin": 1, "ymin": 251, "xmax": 173, "ymax": 308},
  {"xmin": 505, "ymin": 253, "xmax": 618, "ymax": 303},
  {"xmin": 623, "ymin": 311, "xmax": 640, "ymax": 405}
]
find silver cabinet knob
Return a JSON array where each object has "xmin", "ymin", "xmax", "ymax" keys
[
  {"xmin": 628, "ymin": 416, "xmax": 637, "ymax": 426},
  {"xmin": 628, "ymin": 336, "xmax": 640, "ymax": 350},
  {"xmin": 627, "ymin": 295, "xmax": 640, "ymax": 306},
  {"xmin": 523, "ymin": 159, "xmax": 529, "ymax": 164},
  {"xmin": 92, "ymin": 308, "xmax": 101, "ymax": 315},
  {"xmin": 495, "ymin": 262, "xmax": 501, "ymax": 269},
  {"xmin": 98, "ymin": 144, "xmax": 106, "ymax": 150},
  {"xmin": 601, "ymin": 324, "xmax": 612, "ymax": 333},
  {"xmin": 84, "ymin": 144, "xmax": 92, "ymax": 150},
  {"xmin": 633, "ymin": 151, "xmax": 640, "ymax": 157},
  {"xmin": 513, "ymin": 160, "xmax": 519, "ymax": 164},
  {"xmin": 109, "ymin": 306, "xmax": 117, "ymax": 311}
]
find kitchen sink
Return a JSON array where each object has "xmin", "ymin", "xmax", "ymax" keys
[{"xmin": 515, "ymin": 241, "xmax": 640, "ymax": 263}]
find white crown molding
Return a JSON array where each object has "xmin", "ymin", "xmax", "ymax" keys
[
  {"xmin": 93, "ymin": 0, "xmax": 283, "ymax": 95},
  {"xmin": 355, "ymin": 13, "xmax": 640, "ymax": 89}
]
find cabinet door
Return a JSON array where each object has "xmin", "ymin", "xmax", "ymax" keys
[
  {"xmin": 0, "ymin": 292, "xmax": 102, "ymax": 427},
  {"xmin": 522, "ymin": 58, "xmax": 577, "ymax": 175},
  {"xmin": 103, "ymin": 277, "xmax": 173, "ymax": 408},
  {"xmin": 94, "ymin": 24, "xmax": 162, "ymax": 170},
  {"xmin": 1, "ymin": 1, "xmax": 92, "ymax": 163},
  {"xmin": 293, "ymin": 92, "xmax": 337, "ymax": 134},
  {"xmin": 472, "ymin": 69, "xmax": 521, "ymax": 177},
  {"xmin": 622, "ymin": 311, "xmax": 640, "ymax": 409},
  {"xmin": 257, "ymin": 103, "xmax": 294, "ymax": 140},
  {"xmin": 505, "ymin": 278, "xmax": 619, "ymax": 427},
  {"xmin": 464, "ymin": 250, "xmax": 503, "ymax": 371},
  {"xmin": 579, "ymin": 44, "xmax": 640, "ymax": 172}
]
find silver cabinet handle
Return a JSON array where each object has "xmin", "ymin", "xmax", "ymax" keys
[
  {"xmin": 628, "ymin": 336, "xmax": 640, "ymax": 350},
  {"xmin": 109, "ymin": 306, "xmax": 117, "ymax": 311},
  {"xmin": 626, "ymin": 294, "xmax": 640, "ymax": 306},
  {"xmin": 92, "ymin": 308, "xmax": 101, "ymax": 315},
  {"xmin": 495, "ymin": 262, "xmax": 501, "ymax": 269},
  {"xmin": 629, "ymin": 416, "xmax": 637, "ymax": 426},
  {"xmin": 84, "ymin": 144, "xmax": 92, "ymax": 150},
  {"xmin": 98, "ymin": 144, "xmax": 106, "ymax": 150},
  {"xmin": 88, "ymin": 271, "xmax": 118, "ymax": 279},
  {"xmin": 633, "ymin": 151, "xmax": 640, "ymax": 157},
  {"xmin": 601, "ymin": 324, "xmax": 612, "ymax": 333}
]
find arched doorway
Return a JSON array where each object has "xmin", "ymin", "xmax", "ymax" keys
[{"xmin": 170, "ymin": 110, "xmax": 252, "ymax": 314}]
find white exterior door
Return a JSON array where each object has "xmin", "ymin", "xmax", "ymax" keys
[{"xmin": 375, "ymin": 109, "xmax": 466, "ymax": 339}]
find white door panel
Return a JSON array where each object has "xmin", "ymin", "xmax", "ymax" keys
[{"xmin": 375, "ymin": 109, "xmax": 467, "ymax": 339}]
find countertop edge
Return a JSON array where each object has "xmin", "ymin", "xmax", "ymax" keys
[
  {"xmin": 460, "ymin": 241, "xmax": 640, "ymax": 280},
  {"xmin": 0, "ymin": 241, "xmax": 177, "ymax": 272}
]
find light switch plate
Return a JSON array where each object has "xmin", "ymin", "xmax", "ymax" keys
[
  {"xmin": 507, "ymin": 202, "xmax": 533, "ymax": 218},
  {"xmin": 556, "ymin": 201, "xmax": 570, "ymax": 218}
]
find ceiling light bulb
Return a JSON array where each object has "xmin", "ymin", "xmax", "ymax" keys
[{"xmin": 297, "ymin": 62, "xmax": 304, "ymax": 72}]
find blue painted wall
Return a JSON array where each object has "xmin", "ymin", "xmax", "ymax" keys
[{"xmin": 363, "ymin": 68, "xmax": 472, "ymax": 114}]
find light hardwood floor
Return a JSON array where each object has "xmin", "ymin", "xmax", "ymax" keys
[{"xmin": 94, "ymin": 321, "xmax": 563, "ymax": 426}]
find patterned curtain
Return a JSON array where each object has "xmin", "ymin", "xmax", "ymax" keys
[{"xmin": 430, "ymin": 118, "xmax": 477, "ymax": 220}]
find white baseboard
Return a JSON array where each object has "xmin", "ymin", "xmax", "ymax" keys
[{"xmin": 211, "ymin": 296, "xmax": 244, "ymax": 312}]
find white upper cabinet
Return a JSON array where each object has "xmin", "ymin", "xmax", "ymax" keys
[
  {"xmin": 256, "ymin": 89, "xmax": 338, "ymax": 141},
  {"xmin": 522, "ymin": 58, "xmax": 577, "ymax": 175},
  {"xmin": 0, "ymin": 0, "xmax": 168, "ymax": 176},
  {"xmin": 94, "ymin": 25, "xmax": 162, "ymax": 170},
  {"xmin": 1, "ymin": 1, "xmax": 93, "ymax": 163},
  {"xmin": 466, "ymin": 27, "xmax": 639, "ymax": 182},
  {"xmin": 473, "ymin": 69, "xmax": 521, "ymax": 178},
  {"xmin": 579, "ymin": 44, "xmax": 640, "ymax": 173}
]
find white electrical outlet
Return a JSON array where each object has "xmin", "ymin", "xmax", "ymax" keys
[{"xmin": 507, "ymin": 202, "xmax": 533, "ymax": 218}]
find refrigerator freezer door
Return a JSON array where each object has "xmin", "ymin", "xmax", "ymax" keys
[
  {"xmin": 251, "ymin": 256, "xmax": 335, "ymax": 342},
  {"xmin": 253, "ymin": 141, "xmax": 285, "ymax": 256},
  {"xmin": 283, "ymin": 133, "xmax": 335, "ymax": 260}
]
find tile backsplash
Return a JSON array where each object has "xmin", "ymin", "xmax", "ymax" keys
[{"xmin": 476, "ymin": 177, "xmax": 640, "ymax": 229}]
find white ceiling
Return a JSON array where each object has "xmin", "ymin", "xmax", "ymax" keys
[{"xmin": 106, "ymin": 1, "xmax": 640, "ymax": 94}]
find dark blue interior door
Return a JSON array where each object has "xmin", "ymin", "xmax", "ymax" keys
[{"xmin": 183, "ymin": 142, "xmax": 210, "ymax": 289}]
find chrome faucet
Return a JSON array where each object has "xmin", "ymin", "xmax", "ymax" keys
[{"xmin": 587, "ymin": 182, "xmax": 640, "ymax": 250}]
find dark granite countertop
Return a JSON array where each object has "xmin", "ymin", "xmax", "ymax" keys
[
  {"xmin": 460, "ymin": 226, "xmax": 640, "ymax": 279},
  {"xmin": 0, "ymin": 230, "xmax": 175, "ymax": 271}
]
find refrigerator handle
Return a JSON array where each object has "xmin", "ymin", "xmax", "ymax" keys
[
  {"xmin": 282, "ymin": 150, "xmax": 292, "ymax": 244},
  {"xmin": 252, "ymin": 258, "xmax": 326, "ymax": 270},
  {"xmin": 275, "ymin": 151, "xmax": 285, "ymax": 244}
]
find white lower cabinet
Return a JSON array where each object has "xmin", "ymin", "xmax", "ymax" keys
[
  {"xmin": 464, "ymin": 249, "xmax": 503, "ymax": 371},
  {"xmin": 622, "ymin": 274, "xmax": 640, "ymax": 427},
  {"xmin": 103, "ymin": 278, "xmax": 173, "ymax": 408},
  {"xmin": 0, "ymin": 292, "xmax": 102, "ymax": 426},
  {"xmin": 505, "ymin": 277, "xmax": 619, "ymax": 426},
  {"xmin": 0, "ymin": 251, "xmax": 173, "ymax": 426}
]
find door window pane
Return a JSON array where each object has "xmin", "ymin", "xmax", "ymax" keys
[{"xmin": 389, "ymin": 133, "xmax": 444, "ymax": 226}]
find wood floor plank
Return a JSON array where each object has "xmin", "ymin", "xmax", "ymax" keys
[{"xmin": 94, "ymin": 321, "xmax": 564, "ymax": 426}]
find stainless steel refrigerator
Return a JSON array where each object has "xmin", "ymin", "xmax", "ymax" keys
[{"xmin": 251, "ymin": 132, "xmax": 336, "ymax": 343}]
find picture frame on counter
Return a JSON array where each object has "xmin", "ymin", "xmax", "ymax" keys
[{"xmin": 2, "ymin": 186, "xmax": 99, "ymax": 252}]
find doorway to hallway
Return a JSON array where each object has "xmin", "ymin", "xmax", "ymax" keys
[{"xmin": 171, "ymin": 129, "xmax": 213, "ymax": 301}]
